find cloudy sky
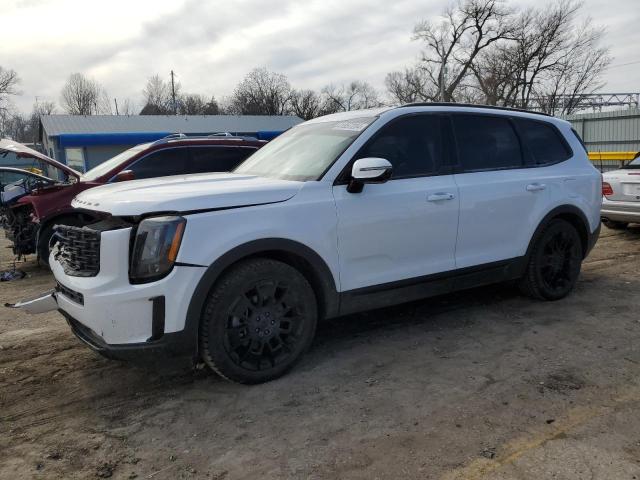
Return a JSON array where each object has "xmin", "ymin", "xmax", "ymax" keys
[{"xmin": 2, "ymin": 0, "xmax": 639, "ymax": 114}]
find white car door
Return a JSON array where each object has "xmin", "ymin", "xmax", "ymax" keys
[
  {"xmin": 332, "ymin": 114, "xmax": 459, "ymax": 292},
  {"xmin": 451, "ymin": 114, "xmax": 570, "ymax": 268}
]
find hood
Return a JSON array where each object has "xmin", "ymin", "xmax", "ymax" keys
[
  {"xmin": 72, "ymin": 172, "xmax": 303, "ymax": 216},
  {"xmin": 0, "ymin": 139, "xmax": 81, "ymax": 179}
]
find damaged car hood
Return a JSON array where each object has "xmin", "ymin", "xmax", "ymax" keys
[
  {"xmin": 0, "ymin": 139, "xmax": 81, "ymax": 180},
  {"xmin": 71, "ymin": 172, "xmax": 304, "ymax": 216}
]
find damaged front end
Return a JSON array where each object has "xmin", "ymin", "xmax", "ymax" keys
[
  {"xmin": 0, "ymin": 139, "xmax": 81, "ymax": 259},
  {"xmin": 0, "ymin": 203, "xmax": 38, "ymax": 257}
]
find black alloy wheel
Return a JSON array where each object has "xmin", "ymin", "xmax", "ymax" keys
[
  {"xmin": 200, "ymin": 258, "xmax": 317, "ymax": 384},
  {"xmin": 224, "ymin": 278, "xmax": 307, "ymax": 371},
  {"xmin": 519, "ymin": 219, "xmax": 583, "ymax": 300}
]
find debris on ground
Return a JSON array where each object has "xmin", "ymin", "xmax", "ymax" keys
[
  {"xmin": 0, "ymin": 268, "xmax": 25, "ymax": 281},
  {"xmin": 480, "ymin": 446, "xmax": 497, "ymax": 459}
]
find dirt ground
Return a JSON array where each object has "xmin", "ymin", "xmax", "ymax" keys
[{"xmin": 1, "ymin": 226, "xmax": 640, "ymax": 480}]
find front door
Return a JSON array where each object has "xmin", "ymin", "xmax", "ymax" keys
[{"xmin": 332, "ymin": 114, "xmax": 459, "ymax": 292}]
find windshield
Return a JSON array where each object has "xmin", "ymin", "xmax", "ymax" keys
[
  {"xmin": 0, "ymin": 151, "xmax": 65, "ymax": 182},
  {"xmin": 81, "ymin": 143, "xmax": 149, "ymax": 181},
  {"xmin": 623, "ymin": 155, "xmax": 640, "ymax": 168},
  {"xmin": 234, "ymin": 117, "xmax": 376, "ymax": 181}
]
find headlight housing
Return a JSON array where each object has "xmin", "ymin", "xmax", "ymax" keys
[{"xmin": 130, "ymin": 216, "xmax": 186, "ymax": 283}]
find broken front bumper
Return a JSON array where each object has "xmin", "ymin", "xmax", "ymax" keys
[
  {"xmin": 8, "ymin": 286, "xmax": 195, "ymax": 361},
  {"xmin": 6, "ymin": 289, "xmax": 58, "ymax": 313}
]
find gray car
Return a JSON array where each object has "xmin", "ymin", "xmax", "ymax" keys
[{"xmin": 602, "ymin": 153, "xmax": 640, "ymax": 228}]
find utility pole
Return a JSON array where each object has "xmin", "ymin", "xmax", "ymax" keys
[
  {"xmin": 439, "ymin": 65, "xmax": 447, "ymax": 102},
  {"xmin": 114, "ymin": 98, "xmax": 119, "ymax": 115},
  {"xmin": 170, "ymin": 70, "xmax": 177, "ymax": 115}
]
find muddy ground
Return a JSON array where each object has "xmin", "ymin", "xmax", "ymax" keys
[{"xmin": 1, "ymin": 227, "xmax": 640, "ymax": 480}]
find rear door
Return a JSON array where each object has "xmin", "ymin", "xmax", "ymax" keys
[
  {"xmin": 127, "ymin": 148, "xmax": 189, "ymax": 179},
  {"xmin": 451, "ymin": 114, "xmax": 555, "ymax": 268},
  {"xmin": 333, "ymin": 113, "xmax": 459, "ymax": 291},
  {"xmin": 188, "ymin": 146, "xmax": 257, "ymax": 174}
]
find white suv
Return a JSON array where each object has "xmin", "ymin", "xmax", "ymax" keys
[{"xmin": 15, "ymin": 104, "xmax": 602, "ymax": 383}]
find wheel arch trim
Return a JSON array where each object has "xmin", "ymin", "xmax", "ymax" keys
[
  {"xmin": 183, "ymin": 238, "xmax": 340, "ymax": 353},
  {"xmin": 525, "ymin": 204, "xmax": 595, "ymax": 259}
]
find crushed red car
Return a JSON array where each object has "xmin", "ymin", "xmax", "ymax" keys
[{"xmin": 0, "ymin": 135, "xmax": 265, "ymax": 262}]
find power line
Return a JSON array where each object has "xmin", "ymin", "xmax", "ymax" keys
[{"xmin": 607, "ymin": 59, "xmax": 640, "ymax": 69}]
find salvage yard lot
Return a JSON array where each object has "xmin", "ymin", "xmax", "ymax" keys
[{"xmin": 1, "ymin": 228, "xmax": 640, "ymax": 480}]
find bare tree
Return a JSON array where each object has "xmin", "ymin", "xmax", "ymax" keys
[
  {"xmin": 413, "ymin": 0, "xmax": 514, "ymax": 102},
  {"xmin": 116, "ymin": 98, "xmax": 136, "ymax": 115},
  {"xmin": 229, "ymin": 68, "xmax": 291, "ymax": 115},
  {"xmin": 469, "ymin": 46, "xmax": 520, "ymax": 105},
  {"xmin": 321, "ymin": 81, "xmax": 381, "ymax": 112},
  {"xmin": 470, "ymin": 0, "xmax": 611, "ymax": 113},
  {"xmin": 0, "ymin": 66, "xmax": 20, "ymax": 116},
  {"xmin": 22, "ymin": 101, "xmax": 57, "ymax": 143},
  {"xmin": 385, "ymin": 67, "xmax": 436, "ymax": 104},
  {"xmin": 2, "ymin": 112, "xmax": 28, "ymax": 141},
  {"xmin": 140, "ymin": 74, "xmax": 178, "ymax": 115},
  {"xmin": 178, "ymin": 94, "xmax": 220, "ymax": 115},
  {"xmin": 537, "ymin": 23, "xmax": 610, "ymax": 115},
  {"xmin": 289, "ymin": 89, "xmax": 322, "ymax": 120},
  {"xmin": 60, "ymin": 73, "xmax": 109, "ymax": 115}
]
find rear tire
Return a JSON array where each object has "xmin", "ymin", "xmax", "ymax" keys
[
  {"xmin": 519, "ymin": 219, "xmax": 583, "ymax": 301},
  {"xmin": 602, "ymin": 219, "xmax": 628, "ymax": 230},
  {"xmin": 199, "ymin": 258, "xmax": 317, "ymax": 384}
]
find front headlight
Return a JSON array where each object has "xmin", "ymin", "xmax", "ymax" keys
[{"xmin": 130, "ymin": 216, "xmax": 186, "ymax": 283}]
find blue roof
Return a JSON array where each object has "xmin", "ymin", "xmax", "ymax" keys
[{"xmin": 57, "ymin": 132, "xmax": 171, "ymax": 147}]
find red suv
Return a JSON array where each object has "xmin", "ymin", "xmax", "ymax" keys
[{"xmin": 0, "ymin": 135, "xmax": 265, "ymax": 262}]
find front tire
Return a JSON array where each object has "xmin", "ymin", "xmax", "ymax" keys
[
  {"xmin": 519, "ymin": 219, "xmax": 583, "ymax": 301},
  {"xmin": 199, "ymin": 258, "xmax": 318, "ymax": 384}
]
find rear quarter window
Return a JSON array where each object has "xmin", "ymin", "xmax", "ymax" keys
[
  {"xmin": 514, "ymin": 118, "xmax": 572, "ymax": 166},
  {"xmin": 452, "ymin": 114, "xmax": 523, "ymax": 172}
]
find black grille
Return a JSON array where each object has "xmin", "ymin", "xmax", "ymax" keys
[{"xmin": 54, "ymin": 225, "xmax": 101, "ymax": 277}]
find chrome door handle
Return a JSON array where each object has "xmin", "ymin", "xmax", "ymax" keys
[
  {"xmin": 526, "ymin": 183, "xmax": 546, "ymax": 192},
  {"xmin": 427, "ymin": 192, "xmax": 455, "ymax": 202}
]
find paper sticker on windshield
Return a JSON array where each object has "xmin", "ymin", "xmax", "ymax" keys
[{"xmin": 332, "ymin": 119, "xmax": 372, "ymax": 132}]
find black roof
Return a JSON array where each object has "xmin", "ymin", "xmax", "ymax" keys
[{"xmin": 397, "ymin": 102, "xmax": 551, "ymax": 117}]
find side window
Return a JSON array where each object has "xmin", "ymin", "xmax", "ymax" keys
[
  {"xmin": 0, "ymin": 171, "xmax": 25, "ymax": 184},
  {"xmin": 515, "ymin": 118, "xmax": 572, "ymax": 165},
  {"xmin": 128, "ymin": 148, "xmax": 188, "ymax": 180},
  {"xmin": 355, "ymin": 115, "xmax": 443, "ymax": 178},
  {"xmin": 453, "ymin": 115, "xmax": 522, "ymax": 172},
  {"xmin": 189, "ymin": 147, "xmax": 256, "ymax": 174}
]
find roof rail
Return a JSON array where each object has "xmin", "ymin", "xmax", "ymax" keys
[
  {"xmin": 163, "ymin": 133, "xmax": 188, "ymax": 139},
  {"xmin": 398, "ymin": 102, "xmax": 552, "ymax": 117},
  {"xmin": 148, "ymin": 132, "xmax": 262, "ymax": 147},
  {"xmin": 149, "ymin": 133, "xmax": 188, "ymax": 147},
  {"xmin": 208, "ymin": 132, "xmax": 260, "ymax": 141},
  {"xmin": 208, "ymin": 132, "xmax": 234, "ymax": 137}
]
